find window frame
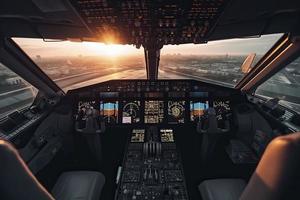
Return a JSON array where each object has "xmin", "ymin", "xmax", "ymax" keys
[
  {"xmin": 253, "ymin": 56, "xmax": 300, "ymax": 113},
  {"xmin": 0, "ymin": 62, "xmax": 39, "ymax": 119},
  {"xmin": 0, "ymin": 38, "xmax": 62, "ymax": 120}
]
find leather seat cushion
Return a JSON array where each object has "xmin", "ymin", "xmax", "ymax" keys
[
  {"xmin": 199, "ymin": 179, "xmax": 246, "ymax": 200},
  {"xmin": 52, "ymin": 171, "xmax": 105, "ymax": 200}
]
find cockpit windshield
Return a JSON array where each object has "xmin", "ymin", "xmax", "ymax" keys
[
  {"xmin": 13, "ymin": 33, "xmax": 282, "ymax": 91},
  {"xmin": 13, "ymin": 38, "xmax": 146, "ymax": 92},
  {"xmin": 159, "ymin": 34, "xmax": 283, "ymax": 86}
]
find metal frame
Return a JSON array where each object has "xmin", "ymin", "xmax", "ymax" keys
[
  {"xmin": 0, "ymin": 37, "xmax": 64, "ymax": 97},
  {"xmin": 236, "ymin": 33, "xmax": 300, "ymax": 92},
  {"xmin": 2, "ymin": 33, "xmax": 299, "ymax": 97}
]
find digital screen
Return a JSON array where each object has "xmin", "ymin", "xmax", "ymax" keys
[
  {"xmin": 144, "ymin": 101, "xmax": 164, "ymax": 123},
  {"xmin": 122, "ymin": 101, "xmax": 141, "ymax": 124},
  {"xmin": 213, "ymin": 100, "xmax": 231, "ymax": 120},
  {"xmin": 77, "ymin": 101, "xmax": 97, "ymax": 120},
  {"xmin": 131, "ymin": 129, "xmax": 145, "ymax": 143},
  {"xmin": 100, "ymin": 101, "xmax": 119, "ymax": 124},
  {"xmin": 160, "ymin": 129, "xmax": 174, "ymax": 143},
  {"xmin": 168, "ymin": 101, "xmax": 185, "ymax": 124},
  {"xmin": 190, "ymin": 101, "xmax": 209, "ymax": 121}
]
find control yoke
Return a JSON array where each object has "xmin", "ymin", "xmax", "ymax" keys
[
  {"xmin": 75, "ymin": 108, "xmax": 105, "ymax": 134},
  {"xmin": 75, "ymin": 108, "xmax": 105, "ymax": 166},
  {"xmin": 197, "ymin": 108, "xmax": 230, "ymax": 163},
  {"xmin": 197, "ymin": 108, "xmax": 230, "ymax": 134}
]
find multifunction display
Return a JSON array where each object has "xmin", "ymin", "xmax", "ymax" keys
[{"xmin": 144, "ymin": 101, "xmax": 164, "ymax": 123}]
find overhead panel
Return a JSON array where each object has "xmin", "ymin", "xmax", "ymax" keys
[{"xmin": 70, "ymin": 0, "xmax": 229, "ymax": 47}]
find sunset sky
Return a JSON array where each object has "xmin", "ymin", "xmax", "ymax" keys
[{"xmin": 13, "ymin": 33, "xmax": 282, "ymax": 58}]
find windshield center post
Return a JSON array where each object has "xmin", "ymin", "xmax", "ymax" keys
[{"xmin": 144, "ymin": 43, "xmax": 162, "ymax": 80}]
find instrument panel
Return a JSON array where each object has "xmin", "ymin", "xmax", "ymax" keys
[{"xmin": 70, "ymin": 80, "xmax": 236, "ymax": 125}]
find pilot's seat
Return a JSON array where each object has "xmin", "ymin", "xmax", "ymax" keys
[
  {"xmin": 199, "ymin": 132, "xmax": 300, "ymax": 200},
  {"xmin": 0, "ymin": 140, "xmax": 105, "ymax": 200}
]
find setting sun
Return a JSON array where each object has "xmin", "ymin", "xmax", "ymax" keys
[
  {"xmin": 12, "ymin": 38, "xmax": 144, "ymax": 58},
  {"xmin": 83, "ymin": 43, "xmax": 129, "ymax": 57}
]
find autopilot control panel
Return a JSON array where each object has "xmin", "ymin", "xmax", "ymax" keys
[{"xmin": 116, "ymin": 127, "xmax": 189, "ymax": 200}]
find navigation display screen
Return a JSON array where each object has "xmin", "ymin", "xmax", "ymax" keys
[
  {"xmin": 100, "ymin": 101, "xmax": 119, "ymax": 124},
  {"xmin": 213, "ymin": 100, "xmax": 231, "ymax": 120},
  {"xmin": 168, "ymin": 101, "xmax": 185, "ymax": 124},
  {"xmin": 122, "ymin": 101, "xmax": 141, "ymax": 124},
  {"xmin": 77, "ymin": 101, "xmax": 97, "ymax": 120},
  {"xmin": 190, "ymin": 101, "xmax": 209, "ymax": 122},
  {"xmin": 144, "ymin": 101, "xmax": 164, "ymax": 123}
]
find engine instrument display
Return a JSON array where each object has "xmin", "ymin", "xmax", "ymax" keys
[
  {"xmin": 144, "ymin": 101, "xmax": 164, "ymax": 123},
  {"xmin": 122, "ymin": 101, "xmax": 141, "ymax": 124},
  {"xmin": 160, "ymin": 129, "xmax": 174, "ymax": 142},
  {"xmin": 100, "ymin": 101, "xmax": 119, "ymax": 124},
  {"xmin": 77, "ymin": 101, "xmax": 97, "ymax": 120},
  {"xmin": 213, "ymin": 101, "xmax": 231, "ymax": 120},
  {"xmin": 190, "ymin": 101, "xmax": 209, "ymax": 122},
  {"xmin": 168, "ymin": 101, "xmax": 185, "ymax": 124},
  {"xmin": 131, "ymin": 129, "xmax": 145, "ymax": 143}
]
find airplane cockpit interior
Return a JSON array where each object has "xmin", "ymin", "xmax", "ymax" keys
[{"xmin": 1, "ymin": 0, "xmax": 300, "ymax": 200}]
